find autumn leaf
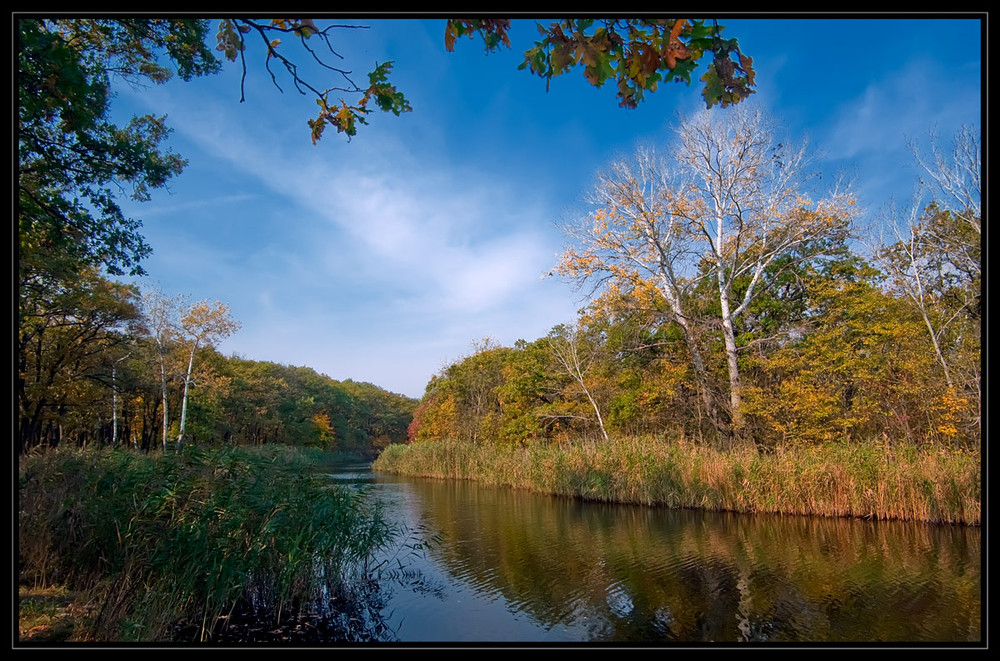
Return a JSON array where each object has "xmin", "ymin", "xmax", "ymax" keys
[{"xmin": 664, "ymin": 19, "xmax": 689, "ymax": 69}]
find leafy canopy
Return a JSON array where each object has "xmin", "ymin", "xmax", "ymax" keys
[{"xmin": 18, "ymin": 18, "xmax": 220, "ymax": 278}]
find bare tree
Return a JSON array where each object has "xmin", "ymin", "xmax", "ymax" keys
[
  {"xmin": 558, "ymin": 105, "xmax": 855, "ymax": 445},
  {"xmin": 546, "ymin": 323, "xmax": 610, "ymax": 444},
  {"xmin": 140, "ymin": 287, "xmax": 183, "ymax": 451},
  {"xmin": 909, "ymin": 124, "xmax": 981, "ymax": 238},
  {"xmin": 871, "ymin": 126, "xmax": 981, "ymax": 411}
]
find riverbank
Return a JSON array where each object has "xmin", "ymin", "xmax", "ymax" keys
[
  {"xmin": 372, "ymin": 437, "xmax": 980, "ymax": 525},
  {"xmin": 18, "ymin": 445, "xmax": 396, "ymax": 642}
]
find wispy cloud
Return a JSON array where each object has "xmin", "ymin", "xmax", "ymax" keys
[
  {"xmin": 119, "ymin": 79, "xmax": 579, "ymax": 396},
  {"xmin": 821, "ymin": 56, "xmax": 980, "ymax": 163}
]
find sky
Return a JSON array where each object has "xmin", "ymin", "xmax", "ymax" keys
[{"xmin": 109, "ymin": 16, "xmax": 983, "ymax": 400}]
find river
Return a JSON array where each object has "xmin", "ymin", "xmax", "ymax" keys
[{"xmin": 327, "ymin": 462, "xmax": 981, "ymax": 645}]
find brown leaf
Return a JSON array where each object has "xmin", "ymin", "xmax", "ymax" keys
[{"xmin": 664, "ymin": 19, "xmax": 689, "ymax": 69}]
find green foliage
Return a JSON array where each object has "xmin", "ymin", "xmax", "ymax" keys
[
  {"xmin": 17, "ymin": 19, "xmax": 213, "ymax": 278},
  {"xmin": 408, "ymin": 314, "xmax": 697, "ymax": 449},
  {"xmin": 740, "ymin": 258, "xmax": 975, "ymax": 448},
  {"xmin": 406, "ymin": 233, "xmax": 978, "ymax": 454},
  {"xmin": 508, "ymin": 19, "xmax": 755, "ymax": 109},
  {"xmin": 18, "ymin": 268, "xmax": 142, "ymax": 453},
  {"xmin": 17, "ymin": 278, "xmax": 417, "ymax": 454},
  {"xmin": 18, "ymin": 445, "xmax": 397, "ymax": 641},
  {"xmin": 184, "ymin": 358, "xmax": 417, "ymax": 454}
]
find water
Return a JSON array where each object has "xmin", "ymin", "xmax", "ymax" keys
[{"xmin": 327, "ymin": 463, "xmax": 981, "ymax": 644}]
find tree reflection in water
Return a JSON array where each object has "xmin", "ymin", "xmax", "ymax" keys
[{"xmin": 375, "ymin": 473, "xmax": 980, "ymax": 643}]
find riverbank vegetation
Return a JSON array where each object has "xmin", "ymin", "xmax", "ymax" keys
[
  {"xmin": 374, "ymin": 438, "xmax": 979, "ymax": 525},
  {"xmin": 18, "ymin": 445, "xmax": 397, "ymax": 642}
]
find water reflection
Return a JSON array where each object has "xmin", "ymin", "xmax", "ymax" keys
[{"xmin": 335, "ymin": 466, "xmax": 980, "ymax": 643}]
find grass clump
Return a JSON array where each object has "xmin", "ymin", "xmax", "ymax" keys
[{"xmin": 18, "ymin": 445, "xmax": 396, "ymax": 642}]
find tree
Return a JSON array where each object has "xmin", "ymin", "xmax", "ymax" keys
[
  {"xmin": 558, "ymin": 106, "xmax": 855, "ymax": 445},
  {"xmin": 174, "ymin": 301, "xmax": 241, "ymax": 447},
  {"xmin": 873, "ymin": 205, "xmax": 978, "ymax": 389},
  {"xmin": 109, "ymin": 351, "xmax": 131, "ymax": 447},
  {"xmin": 580, "ymin": 292, "xmax": 691, "ymax": 439},
  {"xmin": 545, "ymin": 324, "xmax": 611, "ymax": 443},
  {"xmin": 558, "ymin": 146, "xmax": 723, "ymax": 433},
  {"xmin": 909, "ymin": 125, "xmax": 981, "ymax": 239},
  {"xmin": 673, "ymin": 107, "xmax": 854, "ymax": 438},
  {"xmin": 492, "ymin": 338, "xmax": 556, "ymax": 445},
  {"xmin": 139, "ymin": 288, "xmax": 184, "ymax": 451},
  {"xmin": 16, "ymin": 16, "xmax": 416, "ymax": 317},
  {"xmin": 740, "ymin": 258, "xmax": 962, "ymax": 447},
  {"xmin": 18, "ymin": 19, "xmax": 220, "ymax": 280},
  {"xmin": 418, "ymin": 338, "xmax": 511, "ymax": 444},
  {"xmin": 870, "ymin": 126, "xmax": 981, "ymax": 426}
]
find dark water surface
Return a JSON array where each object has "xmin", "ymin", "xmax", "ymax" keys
[{"xmin": 327, "ymin": 464, "xmax": 981, "ymax": 645}]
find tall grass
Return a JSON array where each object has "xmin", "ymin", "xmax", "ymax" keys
[
  {"xmin": 18, "ymin": 445, "xmax": 396, "ymax": 642},
  {"xmin": 373, "ymin": 438, "xmax": 980, "ymax": 525}
]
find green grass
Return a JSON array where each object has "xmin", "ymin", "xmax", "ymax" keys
[
  {"xmin": 373, "ymin": 437, "xmax": 980, "ymax": 525},
  {"xmin": 18, "ymin": 445, "xmax": 397, "ymax": 642}
]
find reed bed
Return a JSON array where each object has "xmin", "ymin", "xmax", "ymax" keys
[
  {"xmin": 373, "ymin": 437, "xmax": 980, "ymax": 525},
  {"xmin": 18, "ymin": 445, "xmax": 396, "ymax": 642}
]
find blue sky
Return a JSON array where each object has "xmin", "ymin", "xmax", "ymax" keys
[{"xmin": 111, "ymin": 16, "xmax": 983, "ymax": 399}]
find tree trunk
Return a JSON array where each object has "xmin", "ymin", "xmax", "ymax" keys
[
  {"xmin": 156, "ymin": 347, "xmax": 170, "ymax": 452},
  {"xmin": 719, "ymin": 309, "xmax": 743, "ymax": 413},
  {"xmin": 718, "ymin": 280, "xmax": 750, "ymax": 449},
  {"xmin": 673, "ymin": 312, "xmax": 725, "ymax": 437},
  {"xmin": 721, "ymin": 315, "xmax": 746, "ymax": 444},
  {"xmin": 176, "ymin": 343, "xmax": 197, "ymax": 448}
]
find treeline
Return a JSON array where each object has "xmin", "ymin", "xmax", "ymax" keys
[
  {"xmin": 409, "ymin": 256, "xmax": 978, "ymax": 451},
  {"xmin": 17, "ymin": 272, "xmax": 416, "ymax": 455},
  {"xmin": 408, "ymin": 114, "xmax": 980, "ymax": 454}
]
